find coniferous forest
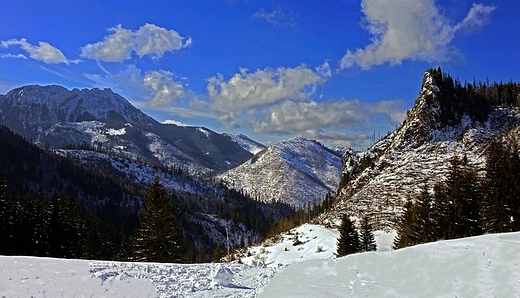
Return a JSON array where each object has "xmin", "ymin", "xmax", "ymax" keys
[
  {"xmin": 394, "ymin": 139, "xmax": 520, "ymax": 249},
  {"xmin": 0, "ymin": 125, "xmax": 295, "ymax": 262}
]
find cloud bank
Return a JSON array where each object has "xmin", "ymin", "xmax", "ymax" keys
[
  {"xmin": 207, "ymin": 66, "xmax": 325, "ymax": 127},
  {"xmin": 205, "ymin": 66, "xmax": 406, "ymax": 145},
  {"xmin": 80, "ymin": 24, "xmax": 192, "ymax": 62},
  {"xmin": 340, "ymin": 0, "xmax": 496, "ymax": 69}
]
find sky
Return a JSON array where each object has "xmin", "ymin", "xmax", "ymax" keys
[{"xmin": 0, "ymin": 0, "xmax": 517, "ymax": 149}]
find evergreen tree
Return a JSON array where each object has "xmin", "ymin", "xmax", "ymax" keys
[
  {"xmin": 0, "ymin": 170, "xmax": 14, "ymax": 255},
  {"xmin": 410, "ymin": 186, "xmax": 437, "ymax": 244},
  {"xmin": 359, "ymin": 214, "xmax": 376, "ymax": 252},
  {"xmin": 133, "ymin": 177, "xmax": 185, "ymax": 263},
  {"xmin": 335, "ymin": 215, "xmax": 360, "ymax": 257},
  {"xmin": 456, "ymin": 155, "xmax": 482, "ymax": 237},
  {"xmin": 393, "ymin": 198, "xmax": 415, "ymax": 249}
]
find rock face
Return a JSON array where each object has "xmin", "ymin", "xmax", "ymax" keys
[
  {"xmin": 0, "ymin": 85, "xmax": 252, "ymax": 172},
  {"xmin": 320, "ymin": 71, "xmax": 520, "ymax": 229},
  {"xmin": 219, "ymin": 137, "xmax": 343, "ymax": 208}
]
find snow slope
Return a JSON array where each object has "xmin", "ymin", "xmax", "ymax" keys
[
  {"xmin": 260, "ymin": 232, "xmax": 520, "ymax": 297},
  {"xmin": 222, "ymin": 133, "xmax": 266, "ymax": 155},
  {"xmin": 219, "ymin": 137, "xmax": 343, "ymax": 208},
  {"xmin": 2, "ymin": 228, "xmax": 517, "ymax": 297}
]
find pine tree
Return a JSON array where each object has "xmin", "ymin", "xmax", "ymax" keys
[
  {"xmin": 335, "ymin": 215, "xmax": 360, "ymax": 257},
  {"xmin": 359, "ymin": 214, "xmax": 376, "ymax": 252},
  {"xmin": 133, "ymin": 177, "xmax": 185, "ymax": 263}
]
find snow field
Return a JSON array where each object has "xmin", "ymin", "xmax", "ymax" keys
[
  {"xmin": 1, "ymin": 226, "xmax": 518, "ymax": 297},
  {"xmin": 259, "ymin": 231, "xmax": 520, "ymax": 297}
]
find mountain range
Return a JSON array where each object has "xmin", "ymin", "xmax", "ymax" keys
[
  {"xmin": 2, "ymin": 68, "xmax": 520, "ymax": 253},
  {"xmin": 0, "ymin": 84, "xmax": 343, "ymax": 208},
  {"xmin": 0, "ymin": 85, "xmax": 252, "ymax": 173}
]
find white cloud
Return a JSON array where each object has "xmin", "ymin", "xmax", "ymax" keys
[
  {"xmin": 1, "ymin": 38, "xmax": 74, "ymax": 64},
  {"xmin": 340, "ymin": 0, "xmax": 496, "ymax": 69},
  {"xmin": 250, "ymin": 98, "xmax": 406, "ymax": 135},
  {"xmin": 252, "ymin": 8, "xmax": 298, "ymax": 29},
  {"xmin": 207, "ymin": 65, "xmax": 324, "ymax": 126},
  {"xmin": 81, "ymin": 25, "xmax": 133, "ymax": 62},
  {"xmin": 316, "ymin": 61, "xmax": 332, "ymax": 78},
  {"xmin": 143, "ymin": 70, "xmax": 185, "ymax": 108},
  {"xmin": 80, "ymin": 24, "xmax": 191, "ymax": 62},
  {"xmin": 453, "ymin": 3, "xmax": 497, "ymax": 33},
  {"xmin": 0, "ymin": 53, "xmax": 27, "ymax": 59},
  {"xmin": 302, "ymin": 129, "xmax": 371, "ymax": 148}
]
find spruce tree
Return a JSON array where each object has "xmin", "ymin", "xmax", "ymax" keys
[
  {"xmin": 393, "ymin": 198, "xmax": 415, "ymax": 249},
  {"xmin": 133, "ymin": 177, "xmax": 184, "ymax": 263},
  {"xmin": 410, "ymin": 186, "xmax": 436, "ymax": 244},
  {"xmin": 359, "ymin": 214, "xmax": 376, "ymax": 252},
  {"xmin": 335, "ymin": 215, "xmax": 360, "ymax": 257}
]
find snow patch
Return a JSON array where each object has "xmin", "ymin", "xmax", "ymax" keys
[
  {"xmin": 197, "ymin": 127, "xmax": 210, "ymax": 138},
  {"xmin": 106, "ymin": 128, "xmax": 126, "ymax": 136}
]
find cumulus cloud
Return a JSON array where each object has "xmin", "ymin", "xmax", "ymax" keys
[
  {"xmin": 316, "ymin": 61, "xmax": 332, "ymax": 78},
  {"xmin": 250, "ymin": 98, "xmax": 406, "ymax": 135},
  {"xmin": 1, "ymin": 38, "xmax": 77, "ymax": 64},
  {"xmin": 340, "ymin": 0, "xmax": 496, "ymax": 69},
  {"xmin": 143, "ymin": 70, "xmax": 186, "ymax": 108},
  {"xmin": 80, "ymin": 24, "xmax": 191, "ymax": 62},
  {"xmin": 207, "ymin": 65, "xmax": 324, "ymax": 126}
]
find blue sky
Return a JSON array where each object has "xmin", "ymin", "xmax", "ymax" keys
[{"xmin": 0, "ymin": 0, "xmax": 516, "ymax": 149}]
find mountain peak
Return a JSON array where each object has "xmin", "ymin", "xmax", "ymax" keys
[
  {"xmin": 219, "ymin": 137, "xmax": 342, "ymax": 207},
  {"xmin": 322, "ymin": 68, "xmax": 520, "ymax": 230}
]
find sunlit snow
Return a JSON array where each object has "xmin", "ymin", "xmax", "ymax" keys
[{"xmin": 1, "ymin": 226, "xmax": 518, "ymax": 297}]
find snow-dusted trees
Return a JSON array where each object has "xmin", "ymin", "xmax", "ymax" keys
[
  {"xmin": 335, "ymin": 215, "xmax": 360, "ymax": 257},
  {"xmin": 133, "ymin": 177, "xmax": 184, "ymax": 263},
  {"xmin": 394, "ymin": 144, "xmax": 520, "ymax": 249}
]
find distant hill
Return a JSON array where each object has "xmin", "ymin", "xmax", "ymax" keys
[{"xmin": 219, "ymin": 137, "xmax": 343, "ymax": 208}]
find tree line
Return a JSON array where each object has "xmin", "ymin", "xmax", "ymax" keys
[{"xmin": 428, "ymin": 67, "xmax": 520, "ymax": 126}]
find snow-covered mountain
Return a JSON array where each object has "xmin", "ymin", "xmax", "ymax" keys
[
  {"xmin": 0, "ymin": 85, "xmax": 253, "ymax": 172},
  {"xmin": 320, "ymin": 70, "xmax": 520, "ymax": 229},
  {"xmin": 219, "ymin": 137, "xmax": 343, "ymax": 208},
  {"xmin": 222, "ymin": 133, "xmax": 266, "ymax": 155}
]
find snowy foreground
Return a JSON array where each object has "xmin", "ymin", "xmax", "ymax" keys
[{"xmin": 1, "ymin": 225, "xmax": 519, "ymax": 297}]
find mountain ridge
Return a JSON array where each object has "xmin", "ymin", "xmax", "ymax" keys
[
  {"xmin": 219, "ymin": 137, "xmax": 343, "ymax": 208},
  {"xmin": 0, "ymin": 84, "xmax": 252, "ymax": 172},
  {"xmin": 320, "ymin": 69, "xmax": 520, "ymax": 229}
]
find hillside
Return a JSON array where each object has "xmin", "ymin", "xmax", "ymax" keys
[
  {"xmin": 320, "ymin": 69, "xmax": 520, "ymax": 229},
  {"xmin": 219, "ymin": 137, "xmax": 343, "ymax": 208},
  {"xmin": 0, "ymin": 125, "xmax": 293, "ymax": 262}
]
